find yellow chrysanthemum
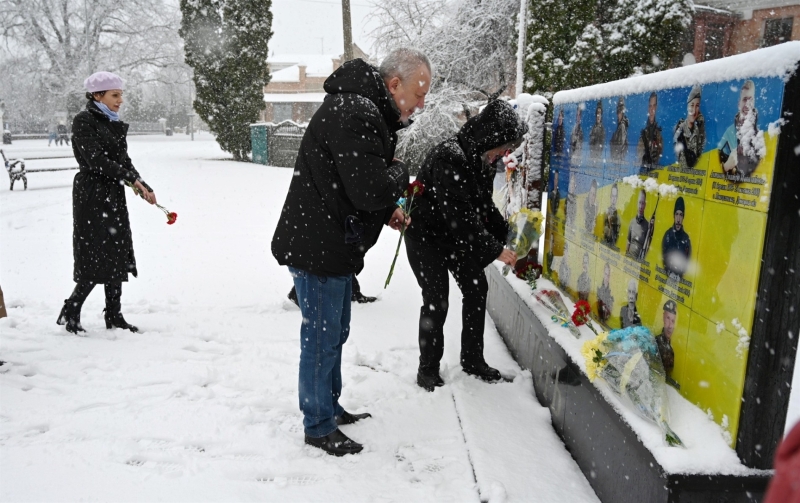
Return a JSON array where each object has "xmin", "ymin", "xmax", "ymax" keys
[{"xmin": 581, "ymin": 332, "xmax": 610, "ymax": 381}]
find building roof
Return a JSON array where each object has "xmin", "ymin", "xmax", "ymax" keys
[
  {"xmin": 698, "ymin": 0, "xmax": 800, "ymax": 13},
  {"xmin": 267, "ymin": 54, "xmax": 338, "ymax": 78},
  {"xmin": 264, "ymin": 93, "xmax": 327, "ymax": 103}
]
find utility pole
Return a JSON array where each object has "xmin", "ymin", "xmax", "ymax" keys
[
  {"xmin": 515, "ymin": 0, "xmax": 527, "ymax": 97},
  {"xmin": 341, "ymin": 0, "xmax": 354, "ymax": 62}
]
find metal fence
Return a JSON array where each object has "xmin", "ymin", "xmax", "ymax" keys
[{"xmin": 266, "ymin": 121, "xmax": 306, "ymax": 168}]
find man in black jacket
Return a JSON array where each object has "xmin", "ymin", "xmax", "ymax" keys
[
  {"xmin": 271, "ymin": 49, "xmax": 430, "ymax": 456},
  {"xmin": 404, "ymin": 99, "xmax": 525, "ymax": 391}
]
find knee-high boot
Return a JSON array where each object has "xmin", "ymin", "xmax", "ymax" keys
[
  {"xmin": 103, "ymin": 282, "xmax": 138, "ymax": 333},
  {"xmin": 57, "ymin": 282, "xmax": 95, "ymax": 334}
]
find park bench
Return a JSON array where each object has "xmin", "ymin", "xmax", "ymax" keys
[{"xmin": 2, "ymin": 149, "xmax": 77, "ymax": 190}]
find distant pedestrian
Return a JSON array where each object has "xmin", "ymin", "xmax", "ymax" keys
[
  {"xmin": 405, "ymin": 98, "xmax": 525, "ymax": 391},
  {"xmin": 271, "ymin": 49, "xmax": 430, "ymax": 456},
  {"xmin": 57, "ymin": 71, "xmax": 157, "ymax": 335},
  {"xmin": 57, "ymin": 122, "xmax": 70, "ymax": 146},
  {"xmin": 47, "ymin": 123, "xmax": 57, "ymax": 146}
]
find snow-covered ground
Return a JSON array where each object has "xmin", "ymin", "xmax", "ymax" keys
[{"xmin": 0, "ymin": 135, "xmax": 598, "ymax": 502}]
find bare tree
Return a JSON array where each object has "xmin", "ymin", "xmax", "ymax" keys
[
  {"xmin": 369, "ymin": 0, "xmax": 520, "ymax": 172},
  {"xmin": 0, "ymin": 0, "xmax": 188, "ymax": 117}
]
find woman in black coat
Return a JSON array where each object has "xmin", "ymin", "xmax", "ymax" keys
[
  {"xmin": 56, "ymin": 71, "xmax": 156, "ymax": 334},
  {"xmin": 405, "ymin": 99, "xmax": 526, "ymax": 391}
]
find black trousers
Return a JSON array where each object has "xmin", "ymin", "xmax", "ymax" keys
[
  {"xmin": 405, "ymin": 237, "xmax": 488, "ymax": 375},
  {"xmin": 67, "ymin": 281, "xmax": 123, "ymax": 313}
]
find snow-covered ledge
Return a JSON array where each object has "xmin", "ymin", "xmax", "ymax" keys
[{"xmin": 485, "ymin": 264, "xmax": 770, "ymax": 501}]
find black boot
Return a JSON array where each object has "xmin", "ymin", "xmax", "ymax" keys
[
  {"xmin": 104, "ymin": 283, "xmax": 138, "ymax": 333},
  {"xmin": 304, "ymin": 429, "xmax": 363, "ymax": 456},
  {"xmin": 103, "ymin": 309, "xmax": 138, "ymax": 333},
  {"xmin": 57, "ymin": 282, "xmax": 94, "ymax": 334},
  {"xmin": 336, "ymin": 410, "xmax": 372, "ymax": 425},
  {"xmin": 351, "ymin": 276, "xmax": 376, "ymax": 303},
  {"xmin": 416, "ymin": 371, "xmax": 445, "ymax": 392},
  {"xmin": 462, "ymin": 361, "xmax": 502, "ymax": 383},
  {"xmin": 351, "ymin": 291, "xmax": 377, "ymax": 303},
  {"xmin": 57, "ymin": 300, "xmax": 86, "ymax": 334}
]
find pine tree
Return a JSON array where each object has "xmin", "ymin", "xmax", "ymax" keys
[
  {"xmin": 179, "ymin": 0, "xmax": 273, "ymax": 161},
  {"xmin": 523, "ymin": 0, "xmax": 693, "ymax": 97}
]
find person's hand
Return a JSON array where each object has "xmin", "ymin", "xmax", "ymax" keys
[
  {"xmin": 388, "ymin": 207, "xmax": 410, "ymax": 230},
  {"xmin": 134, "ymin": 180, "xmax": 157, "ymax": 205},
  {"xmin": 497, "ymin": 248, "xmax": 517, "ymax": 266}
]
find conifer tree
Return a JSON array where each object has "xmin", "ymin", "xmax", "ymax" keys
[
  {"xmin": 179, "ymin": 0, "xmax": 273, "ymax": 161},
  {"xmin": 523, "ymin": 0, "xmax": 693, "ymax": 97}
]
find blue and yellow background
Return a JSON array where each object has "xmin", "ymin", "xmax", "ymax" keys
[{"xmin": 544, "ymin": 76, "xmax": 784, "ymax": 446}]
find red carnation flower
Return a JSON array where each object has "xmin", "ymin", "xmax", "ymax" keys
[
  {"xmin": 407, "ymin": 180, "xmax": 425, "ymax": 197},
  {"xmin": 167, "ymin": 212, "xmax": 178, "ymax": 225}
]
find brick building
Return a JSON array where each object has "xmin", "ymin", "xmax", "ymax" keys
[
  {"xmin": 690, "ymin": 0, "xmax": 800, "ymax": 63},
  {"xmin": 260, "ymin": 45, "xmax": 370, "ymax": 124}
]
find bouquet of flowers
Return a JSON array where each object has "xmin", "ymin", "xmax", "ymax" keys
[
  {"xmin": 385, "ymin": 180, "xmax": 424, "ymax": 288},
  {"xmin": 533, "ymin": 289, "xmax": 581, "ymax": 338},
  {"xmin": 571, "ymin": 300, "xmax": 598, "ymax": 335},
  {"xmin": 581, "ymin": 326, "xmax": 684, "ymax": 447},
  {"xmin": 503, "ymin": 208, "xmax": 544, "ymax": 276},
  {"xmin": 126, "ymin": 181, "xmax": 178, "ymax": 225}
]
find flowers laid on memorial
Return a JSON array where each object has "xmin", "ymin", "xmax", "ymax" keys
[
  {"xmin": 126, "ymin": 181, "xmax": 178, "ymax": 225},
  {"xmin": 533, "ymin": 289, "xmax": 581, "ymax": 338},
  {"xmin": 581, "ymin": 326, "xmax": 684, "ymax": 447},
  {"xmin": 516, "ymin": 262, "xmax": 542, "ymax": 290},
  {"xmin": 503, "ymin": 208, "xmax": 544, "ymax": 276},
  {"xmin": 571, "ymin": 300, "xmax": 598, "ymax": 335},
  {"xmin": 385, "ymin": 180, "xmax": 425, "ymax": 288}
]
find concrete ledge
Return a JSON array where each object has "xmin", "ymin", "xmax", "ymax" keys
[{"xmin": 485, "ymin": 265, "xmax": 769, "ymax": 503}]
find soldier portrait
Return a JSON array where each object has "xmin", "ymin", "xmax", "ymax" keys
[
  {"xmin": 610, "ymin": 96, "xmax": 628, "ymax": 164},
  {"xmin": 674, "ymin": 85, "xmax": 705, "ymax": 169},
  {"xmin": 620, "ymin": 278, "xmax": 642, "ymax": 328},
  {"xmin": 553, "ymin": 108, "xmax": 566, "ymax": 157},
  {"xmin": 602, "ymin": 182, "xmax": 621, "ymax": 247},
  {"xmin": 637, "ymin": 92, "xmax": 663, "ymax": 173},
  {"xmin": 569, "ymin": 105, "xmax": 584, "ymax": 163},
  {"xmin": 718, "ymin": 80, "xmax": 763, "ymax": 177},
  {"xmin": 626, "ymin": 189, "xmax": 653, "ymax": 261},
  {"xmin": 565, "ymin": 172, "xmax": 578, "ymax": 229},
  {"xmin": 589, "ymin": 101, "xmax": 605, "ymax": 158},
  {"xmin": 584, "ymin": 179, "xmax": 598, "ymax": 234},
  {"xmin": 549, "ymin": 169, "xmax": 561, "ymax": 216},
  {"xmin": 655, "ymin": 300, "xmax": 677, "ymax": 376},
  {"xmin": 577, "ymin": 252, "xmax": 591, "ymax": 301},
  {"xmin": 596, "ymin": 262, "xmax": 614, "ymax": 323},
  {"xmin": 559, "ymin": 240, "xmax": 572, "ymax": 290},
  {"xmin": 661, "ymin": 197, "xmax": 692, "ymax": 280}
]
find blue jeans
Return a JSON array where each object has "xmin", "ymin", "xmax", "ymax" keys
[{"xmin": 289, "ymin": 267, "xmax": 352, "ymax": 438}]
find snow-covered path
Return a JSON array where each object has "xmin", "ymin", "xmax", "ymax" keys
[{"xmin": 0, "ymin": 136, "xmax": 597, "ymax": 502}]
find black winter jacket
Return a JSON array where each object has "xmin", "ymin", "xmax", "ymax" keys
[
  {"xmin": 406, "ymin": 99, "xmax": 527, "ymax": 268},
  {"xmin": 271, "ymin": 59, "xmax": 409, "ymax": 276},
  {"xmin": 71, "ymin": 101, "xmax": 150, "ymax": 283}
]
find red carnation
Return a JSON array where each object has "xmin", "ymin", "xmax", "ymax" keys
[
  {"xmin": 407, "ymin": 180, "xmax": 425, "ymax": 197},
  {"xmin": 571, "ymin": 300, "xmax": 598, "ymax": 334},
  {"xmin": 167, "ymin": 212, "xmax": 178, "ymax": 225}
]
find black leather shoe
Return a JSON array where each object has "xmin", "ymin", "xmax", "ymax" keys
[
  {"xmin": 288, "ymin": 287, "xmax": 299, "ymax": 307},
  {"xmin": 336, "ymin": 410, "xmax": 372, "ymax": 425},
  {"xmin": 104, "ymin": 309, "xmax": 138, "ymax": 333},
  {"xmin": 416, "ymin": 371, "xmax": 445, "ymax": 392},
  {"xmin": 352, "ymin": 291, "xmax": 377, "ymax": 303},
  {"xmin": 304, "ymin": 429, "xmax": 363, "ymax": 456},
  {"xmin": 462, "ymin": 362, "xmax": 502, "ymax": 383}
]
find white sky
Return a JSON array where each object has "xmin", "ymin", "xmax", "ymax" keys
[{"xmin": 269, "ymin": 0, "xmax": 378, "ymax": 58}]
